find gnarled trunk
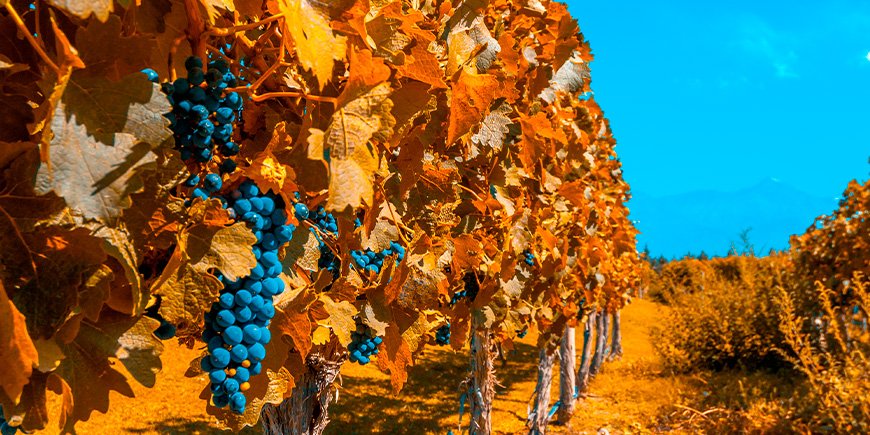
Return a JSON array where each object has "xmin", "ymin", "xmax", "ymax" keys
[
  {"xmin": 528, "ymin": 346, "xmax": 557, "ymax": 435},
  {"xmin": 575, "ymin": 311, "xmax": 597, "ymax": 394},
  {"xmin": 261, "ymin": 352, "xmax": 343, "ymax": 435},
  {"xmin": 589, "ymin": 310, "xmax": 609, "ymax": 376},
  {"xmin": 608, "ymin": 310, "xmax": 623, "ymax": 360},
  {"xmin": 465, "ymin": 322, "xmax": 496, "ymax": 435},
  {"xmin": 556, "ymin": 326, "xmax": 576, "ymax": 423}
]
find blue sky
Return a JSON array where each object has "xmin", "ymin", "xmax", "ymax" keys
[
  {"xmin": 565, "ymin": 0, "xmax": 869, "ymax": 197},
  {"xmin": 565, "ymin": 1, "xmax": 870, "ymax": 255}
]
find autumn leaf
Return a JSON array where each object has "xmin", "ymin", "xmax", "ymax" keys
[
  {"xmin": 278, "ymin": 0, "xmax": 347, "ymax": 89},
  {"xmin": 6, "ymin": 228, "xmax": 106, "ymax": 340},
  {"xmin": 47, "ymin": 0, "xmax": 113, "ymax": 21},
  {"xmin": 61, "ymin": 71, "xmax": 172, "ymax": 147},
  {"xmin": 184, "ymin": 222, "xmax": 258, "ymax": 281},
  {"xmin": 539, "ymin": 51, "xmax": 588, "ymax": 104},
  {"xmin": 324, "ymin": 82, "xmax": 393, "ymax": 212},
  {"xmin": 56, "ymin": 313, "xmax": 163, "ymax": 433},
  {"xmin": 445, "ymin": 6, "xmax": 500, "ymax": 75},
  {"xmin": 152, "ymin": 222, "xmax": 256, "ymax": 335},
  {"xmin": 319, "ymin": 294, "xmax": 356, "ymax": 346},
  {"xmin": 75, "ymin": 15, "xmax": 157, "ymax": 82},
  {"xmin": 470, "ymin": 101, "xmax": 513, "ymax": 153},
  {"xmin": 374, "ymin": 324, "xmax": 413, "ymax": 393},
  {"xmin": 447, "ymin": 71, "xmax": 500, "ymax": 145},
  {"xmin": 0, "ymin": 281, "xmax": 38, "ymax": 403}
]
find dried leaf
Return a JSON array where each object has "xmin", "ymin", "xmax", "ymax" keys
[{"xmin": 0, "ymin": 281, "xmax": 38, "ymax": 403}]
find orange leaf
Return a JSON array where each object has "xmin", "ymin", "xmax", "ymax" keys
[
  {"xmin": 447, "ymin": 71, "xmax": 500, "ymax": 145},
  {"xmin": 0, "ymin": 281, "xmax": 38, "ymax": 403}
]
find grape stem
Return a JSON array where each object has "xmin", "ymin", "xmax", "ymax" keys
[{"xmin": 4, "ymin": 3, "xmax": 60, "ymax": 74}]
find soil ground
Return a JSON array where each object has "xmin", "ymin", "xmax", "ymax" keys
[{"xmin": 43, "ymin": 298, "xmax": 698, "ymax": 434}]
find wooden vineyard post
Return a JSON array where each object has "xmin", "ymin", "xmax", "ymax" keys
[
  {"xmin": 467, "ymin": 322, "xmax": 496, "ymax": 434},
  {"xmin": 609, "ymin": 311, "xmax": 624, "ymax": 360},
  {"xmin": 527, "ymin": 347, "xmax": 558, "ymax": 435},
  {"xmin": 557, "ymin": 326, "xmax": 577, "ymax": 423},
  {"xmin": 576, "ymin": 311, "xmax": 598, "ymax": 394}
]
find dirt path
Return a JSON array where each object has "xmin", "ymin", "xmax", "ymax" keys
[{"xmin": 40, "ymin": 298, "xmax": 688, "ymax": 434}]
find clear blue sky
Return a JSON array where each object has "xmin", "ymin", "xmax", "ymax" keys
[{"xmin": 565, "ymin": 0, "xmax": 870, "ymax": 199}]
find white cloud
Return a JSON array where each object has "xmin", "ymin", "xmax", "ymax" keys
[
  {"xmin": 865, "ymin": 51, "xmax": 870, "ymax": 62},
  {"xmin": 736, "ymin": 16, "xmax": 799, "ymax": 79}
]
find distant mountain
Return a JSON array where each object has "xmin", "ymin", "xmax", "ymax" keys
[{"xmin": 629, "ymin": 178, "xmax": 838, "ymax": 258}]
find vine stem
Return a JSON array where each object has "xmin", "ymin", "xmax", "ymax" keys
[
  {"xmin": 4, "ymin": 2, "xmax": 60, "ymax": 74},
  {"xmin": 250, "ymin": 91, "xmax": 337, "ymax": 104},
  {"xmin": 204, "ymin": 13, "xmax": 285, "ymax": 36},
  {"xmin": 183, "ymin": 0, "xmax": 207, "ymax": 61}
]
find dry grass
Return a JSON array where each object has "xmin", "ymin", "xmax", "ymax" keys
[{"xmin": 41, "ymin": 299, "xmax": 700, "ymax": 434}]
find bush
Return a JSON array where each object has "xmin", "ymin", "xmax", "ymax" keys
[
  {"xmin": 651, "ymin": 257, "xmax": 787, "ymax": 371},
  {"xmin": 776, "ymin": 275, "xmax": 870, "ymax": 432}
]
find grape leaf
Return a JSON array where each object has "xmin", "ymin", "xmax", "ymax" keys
[
  {"xmin": 319, "ymin": 295, "xmax": 356, "ymax": 346},
  {"xmin": 76, "ymin": 15, "xmax": 157, "ymax": 82},
  {"xmin": 55, "ymin": 313, "xmax": 163, "ymax": 433},
  {"xmin": 184, "ymin": 222, "xmax": 258, "ymax": 281},
  {"xmin": 447, "ymin": 71, "xmax": 500, "ymax": 145},
  {"xmin": 324, "ymin": 82, "xmax": 393, "ymax": 212},
  {"xmin": 47, "ymin": 0, "xmax": 113, "ymax": 21},
  {"xmin": 374, "ymin": 324, "xmax": 413, "ymax": 393},
  {"xmin": 34, "ymin": 102, "xmax": 158, "ymax": 223},
  {"xmin": 277, "ymin": 0, "xmax": 347, "ymax": 89},
  {"xmin": 470, "ymin": 101, "xmax": 513, "ymax": 153},
  {"xmin": 8, "ymin": 228, "xmax": 107, "ymax": 339},
  {"xmin": 445, "ymin": 7, "xmax": 500, "ymax": 75},
  {"xmin": 538, "ymin": 51, "xmax": 588, "ymax": 104},
  {"xmin": 62, "ymin": 71, "xmax": 172, "ymax": 146},
  {"xmin": 273, "ymin": 289, "xmax": 317, "ymax": 358},
  {"xmin": 0, "ymin": 281, "xmax": 38, "ymax": 403}
]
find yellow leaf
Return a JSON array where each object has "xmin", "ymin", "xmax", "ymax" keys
[
  {"xmin": 278, "ymin": 0, "xmax": 347, "ymax": 89},
  {"xmin": 324, "ymin": 82, "xmax": 393, "ymax": 212},
  {"xmin": 311, "ymin": 325, "xmax": 331, "ymax": 345}
]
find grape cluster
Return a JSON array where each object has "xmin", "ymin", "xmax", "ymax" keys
[
  {"xmin": 310, "ymin": 205, "xmax": 338, "ymax": 234},
  {"xmin": 435, "ymin": 323, "xmax": 451, "ymax": 346},
  {"xmin": 522, "ymin": 250, "xmax": 535, "ymax": 266},
  {"xmin": 153, "ymin": 57, "xmax": 243, "ymax": 170},
  {"xmin": 450, "ymin": 272, "xmax": 481, "ymax": 305},
  {"xmin": 0, "ymin": 407, "xmax": 18, "ymax": 435},
  {"xmin": 200, "ymin": 180, "xmax": 293, "ymax": 414},
  {"xmin": 350, "ymin": 242, "xmax": 406, "ymax": 275},
  {"xmin": 348, "ymin": 325, "xmax": 383, "ymax": 365}
]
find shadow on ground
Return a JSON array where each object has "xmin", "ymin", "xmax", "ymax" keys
[
  {"xmin": 122, "ymin": 417, "xmax": 260, "ymax": 434},
  {"xmin": 326, "ymin": 341, "xmax": 540, "ymax": 434}
]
